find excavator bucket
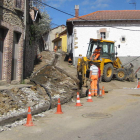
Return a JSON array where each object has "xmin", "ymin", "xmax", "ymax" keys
[{"xmin": 124, "ymin": 63, "xmax": 135, "ymax": 82}]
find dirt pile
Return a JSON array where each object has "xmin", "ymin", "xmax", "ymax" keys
[
  {"xmin": 0, "ymin": 51, "xmax": 78, "ymax": 131},
  {"xmin": 33, "ymin": 51, "xmax": 55, "ymax": 73}
]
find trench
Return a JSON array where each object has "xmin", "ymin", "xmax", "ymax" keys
[{"xmin": 0, "ymin": 54, "xmax": 79, "ymax": 127}]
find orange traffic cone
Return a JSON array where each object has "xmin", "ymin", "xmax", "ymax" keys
[
  {"xmin": 99, "ymin": 89, "xmax": 102, "ymax": 97},
  {"xmin": 24, "ymin": 107, "xmax": 34, "ymax": 126},
  {"xmin": 97, "ymin": 89, "xmax": 104, "ymax": 98},
  {"xmin": 137, "ymin": 81, "xmax": 140, "ymax": 88},
  {"xmin": 75, "ymin": 92, "xmax": 82, "ymax": 106},
  {"xmin": 55, "ymin": 98, "xmax": 63, "ymax": 114},
  {"xmin": 87, "ymin": 89, "xmax": 93, "ymax": 102},
  {"xmin": 102, "ymin": 86, "xmax": 105, "ymax": 95}
]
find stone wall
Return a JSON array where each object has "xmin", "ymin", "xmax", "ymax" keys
[
  {"xmin": 0, "ymin": 0, "xmax": 25, "ymax": 84},
  {"xmin": 23, "ymin": 2, "xmax": 39, "ymax": 79}
]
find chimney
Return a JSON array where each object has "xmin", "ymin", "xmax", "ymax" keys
[{"xmin": 75, "ymin": 5, "xmax": 79, "ymax": 17}]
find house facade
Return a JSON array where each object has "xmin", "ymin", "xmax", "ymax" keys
[
  {"xmin": 0, "ymin": 0, "xmax": 25, "ymax": 84},
  {"xmin": 43, "ymin": 25, "xmax": 66, "ymax": 52},
  {"xmin": 66, "ymin": 6, "xmax": 140, "ymax": 71},
  {"xmin": 52, "ymin": 29, "xmax": 67, "ymax": 52}
]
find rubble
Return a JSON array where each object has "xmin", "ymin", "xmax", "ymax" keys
[{"xmin": 0, "ymin": 51, "xmax": 78, "ymax": 131}]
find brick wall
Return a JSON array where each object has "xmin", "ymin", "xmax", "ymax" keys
[{"xmin": 0, "ymin": 0, "xmax": 25, "ymax": 84}]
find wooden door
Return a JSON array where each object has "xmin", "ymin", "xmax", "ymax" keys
[
  {"xmin": 11, "ymin": 32, "xmax": 19, "ymax": 80},
  {"xmin": 0, "ymin": 28, "xmax": 4, "ymax": 80}
]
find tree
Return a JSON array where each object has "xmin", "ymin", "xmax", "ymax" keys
[
  {"xmin": 30, "ymin": 11, "xmax": 51, "ymax": 44},
  {"xmin": 35, "ymin": 11, "xmax": 51, "ymax": 40},
  {"xmin": 29, "ymin": 0, "xmax": 51, "ymax": 44}
]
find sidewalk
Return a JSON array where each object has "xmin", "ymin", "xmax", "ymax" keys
[{"xmin": 0, "ymin": 84, "xmax": 33, "ymax": 91}]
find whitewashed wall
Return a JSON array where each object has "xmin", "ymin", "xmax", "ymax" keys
[
  {"xmin": 67, "ymin": 25, "xmax": 140, "ymax": 70},
  {"xmin": 67, "ymin": 34, "xmax": 73, "ymax": 53},
  {"xmin": 73, "ymin": 26, "xmax": 140, "ymax": 58},
  {"xmin": 43, "ymin": 33, "xmax": 50, "ymax": 51}
]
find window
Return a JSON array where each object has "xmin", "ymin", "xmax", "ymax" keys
[
  {"xmin": 121, "ymin": 36, "xmax": 126, "ymax": 43},
  {"xmin": 110, "ymin": 44, "xmax": 115, "ymax": 54},
  {"xmin": 16, "ymin": 0, "xmax": 21, "ymax": 9},
  {"xmin": 122, "ymin": 37, "xmax": 125, "ymax": 41},
  {"xmin": 100, "ymin": 32, "xmax": 106, "ymax": 39},
  {"xmin": 102, "ymin": 44, "xmax": 108, "ymax": 53}
]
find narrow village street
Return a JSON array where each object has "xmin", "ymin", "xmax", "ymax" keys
[
  {"xmin": 1, "ymin": 1, "xmax": 140, "ymax": 140},
  {"xmin": 0, "ymin": 51, "xmax": 140, "ymax": 140},
  {"xmin": 1, "ymin": 83, "xmax": 140, "ymax": 140}
]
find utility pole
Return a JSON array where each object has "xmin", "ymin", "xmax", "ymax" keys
[{"xmin": 129, "ymin": 2, "xmax": 136, "ymax": 10}]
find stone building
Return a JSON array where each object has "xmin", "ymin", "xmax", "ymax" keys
[
  {"xmin": 43, "ymin": 25, "xmax": 66, "ymax": 52},
  {"xmin": 0, "ymin": 0, "xmax": 25, "ymax": 84}
]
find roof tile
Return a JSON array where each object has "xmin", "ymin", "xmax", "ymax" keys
[{"xmin": 67, "ymin": 10, "xmax": 140, "ymax": 21}]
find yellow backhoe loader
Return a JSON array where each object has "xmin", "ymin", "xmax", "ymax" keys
[{"xmin": 77, "ymin": 38, "xmax": 134, "ymax": 96}]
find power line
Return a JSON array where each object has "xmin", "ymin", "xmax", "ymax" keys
[
  {"xmin": 36, "ymin": 0, "xmax": 140, "ymax": 32},
  {"xmin": 51, "ymin": 22, "xmax": 60, "ymax": 27}
]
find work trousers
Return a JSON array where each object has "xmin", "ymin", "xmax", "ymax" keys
[
  {"xmin": 97, "ymin": 78, "xmax": 100, "ymax": 95},
  {"xmin": 90, "ymin": 75, "xmax": 98, "ymax": 96}
]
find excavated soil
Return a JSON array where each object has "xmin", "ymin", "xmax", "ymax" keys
[
  {"xmin": 0, "ymin": 51, "xmax": 137, "ymax": 131},
  {"xmin": 0, "ymin": 51, "xmax": 78, "ymax": 129}
]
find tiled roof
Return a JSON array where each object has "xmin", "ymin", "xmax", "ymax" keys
[{"xmin": 67, "ymin": 10, "xmax": 140, "ymax": 21}]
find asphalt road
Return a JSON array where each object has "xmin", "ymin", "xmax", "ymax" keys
[{"xmin": 1, "ymin": 88, "xmax": 140, "ymax": 140}]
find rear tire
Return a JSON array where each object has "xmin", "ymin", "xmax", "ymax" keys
[
  {"xmin": 102, "ymin": 63, "xmax": 114, "ymax": 82},
  {"xmin": 116, "ymin": 68, "xmax": 126, "ymax": 81}
]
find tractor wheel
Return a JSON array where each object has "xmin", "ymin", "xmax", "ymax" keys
[
  {"xmin": 116, "ymin": 68, "xmax": 126, "ymax": 81},
  {"xmin": 103, "ymin": 63, "xmax": 114, "ymax": 82}
]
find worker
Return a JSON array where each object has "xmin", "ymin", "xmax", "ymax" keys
[
  {"xmin": 90, "ymin": 46, "xmax": 101, "ymax": 60},
  {"xmin": 89, "ymin": 61, "xmax": 99, "ymax": 96},
  {"xmin": 54, "ymin": 45, "xmax": 57, "ymax": 52},
  {"xmin": 68, "ymin": 52, "xmax": 73, "ymax": 65},
  {"xmin": 68, "ymin": 57, "xmax": 72, "ymax": 65}
]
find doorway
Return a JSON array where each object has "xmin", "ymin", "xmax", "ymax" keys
[
  {"xmin": 11, "ymin": 32, "xmax": 21, "ymax": 80},
  {"xmin": 0, "ymin": 28, "xmax": 4, "ymax": 80}
]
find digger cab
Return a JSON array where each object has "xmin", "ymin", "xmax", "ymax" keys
[{"xmin": 86, "ymin": 39, "xmax": 116, "ymax": 61}]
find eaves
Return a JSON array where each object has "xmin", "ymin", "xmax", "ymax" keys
[{"xmin": 52, "ymin": 37, "xmax": 62, "ymax": 42}]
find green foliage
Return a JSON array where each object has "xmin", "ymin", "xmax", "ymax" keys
[
  {"xmin": 34, "ymin": 11, "xmax": 51, "ymax": 39},
  {"xmin": 29, "ymin": 11, "xmax": 51, "ymax": 44}
]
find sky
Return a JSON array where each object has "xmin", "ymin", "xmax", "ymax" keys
[{"xmin": 41, "ymin": 0, "xmax": 139, "ymax": 28}]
